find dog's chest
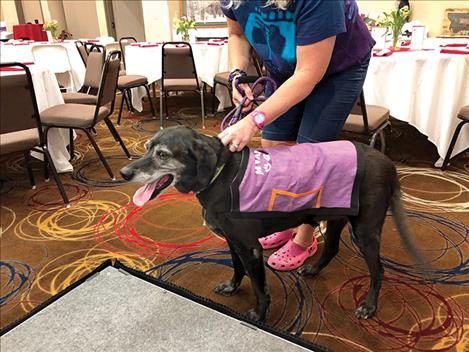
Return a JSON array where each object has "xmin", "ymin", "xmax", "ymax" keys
[{"xmin": 202, "ymin": 209, "xmax": 225, "ymax": 237}]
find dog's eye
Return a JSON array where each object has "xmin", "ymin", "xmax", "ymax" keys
[{"xmin": 156, "ymin": 151, "xmax": 170, "ymax": 160}]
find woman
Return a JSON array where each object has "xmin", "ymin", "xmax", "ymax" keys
[{"xmin": 218, "ymin": 0, "xmax": 375, "ymax": 271}]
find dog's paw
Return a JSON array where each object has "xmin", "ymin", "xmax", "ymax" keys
[
  {"xmin": 297, "ymin": 264, "xmax": 320, "ymax": 276},
  {"xmin": 246, "ymin": 309, "xmax": 262, "ymax": 322},
  {"xmin": 355, "ymin": 301, "xmax": 376, "ymax": 320},
  {"xmin": 214, "ymin": 281, "xmax": 239, "ymax": 296}
]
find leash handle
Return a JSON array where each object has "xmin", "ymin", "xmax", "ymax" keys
[{"xmin": 220, "ymin": 76, "xmax": 277, "ymax": 131}]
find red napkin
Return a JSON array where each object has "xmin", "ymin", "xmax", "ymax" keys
[
  {"xmin": 0, "ymin": 67, "xmax": 23, "ymax": 72},
  {"xmin": 139, "ymin": 44, "xmax": 159, "ymax": 48},
  {"xmin": 207, "ymin": 42, "xmax": 224, "ymax": 46},
  {"xmin": 393, "ymin": 47, "xmax": 411, "ymax": 52},
  {"xmin": 373, "ymin": 48, "xmax": 393, "ymax": 57},
  {"xmin": 440, "ymin": 48, "xmax": 469, "ymax": 55},
  {"xmin": 130, "ymin": 43, "xmax": 141, "ymax": 46},
  {"xmin": 0, "ymin": 63, "xmax": 34, "ymax": 72},
  {"xmin": 87, "ymin": 39, "xmax": 99, "ymax": 43},
  {"xmin": 440, "ymin": 43, "xmax": 468, "ymax": 48}
]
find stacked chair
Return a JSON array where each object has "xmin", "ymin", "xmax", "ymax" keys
[
  {"xmin": 0, "ymin": 63, "xmax": 70, "ymax": 206},
  {"xmin": 117, "ymin": 36, "xmax": 156, "ymax": 124},
  {"xmin": 40, "ymin": 51, "xmax": 131, "ymax": 181}
]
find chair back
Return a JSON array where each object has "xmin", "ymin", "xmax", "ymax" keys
[
  {"xmin": 119, "ymin": 37, "xmax": 137, "ymax": 69},
  {"xmin": 81, "ymin": 45, "xmax": 105, "ymax": 93},
  {"xmin": 0, "ymin": 63, "xmax": 44, "ymax": 143},
  {"xmin": 161, "ymin": 42, "xmax": 200, "ymax": 90},
  {"xmin": 31, "ymin": 44, "xmax": 72, "ymax": 74},
  {"xmin": 349, "ymin": 90, "xmax": 370, "ymax": 134},
  {"xmin": 92, "ymin": 51, "xmax": 121, "ymax": 124},
  {"xmin": 75, "ymin": 40, "xmax": 88, "ymax": 66}
]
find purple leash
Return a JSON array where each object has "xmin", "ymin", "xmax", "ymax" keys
[{"xmin": 220, "ymin": 76, "xmax": 277, "ymax": 131}]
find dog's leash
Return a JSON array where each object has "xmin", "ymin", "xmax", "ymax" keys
[{"xmin": 220, "ymin": 76, "xmax": 277, "ymax": 131}]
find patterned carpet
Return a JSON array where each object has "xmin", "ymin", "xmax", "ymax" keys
[{"xmin": 1, "ymin": 93, "xmax": 468, "ymax": 351}]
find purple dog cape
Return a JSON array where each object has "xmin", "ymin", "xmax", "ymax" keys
[{"xmin": 229, "ymin": 141, "xmax": 365, "ymax": 217}]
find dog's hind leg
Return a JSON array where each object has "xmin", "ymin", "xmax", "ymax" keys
[
  {"xmin": 214, "ymin": 240, "xmax": 245, "ymax": 296},
  {"xmin": 298, "ymin": 218, "xmax": 347, "ymax": 276},
  {"xmin": 352, "ymin": 226, "xmax": 384, "ymax": 320}
]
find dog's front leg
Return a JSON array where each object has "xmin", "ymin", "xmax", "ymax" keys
[
  {"xmin": 237, "ymin": 245, "xmax": 270, "ymax": 322},
  {"xmin": 214, "ymin": 240, "xmax": 245, "ymax": 296}
]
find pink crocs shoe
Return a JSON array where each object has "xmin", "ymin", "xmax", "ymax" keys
[
  {"xmin": 259, "ymin": 229, "xmax": 295, "ymax": 250},
  {"xmin": 267, "ymin": 237, "xmax": 318, "ymax": 271}
]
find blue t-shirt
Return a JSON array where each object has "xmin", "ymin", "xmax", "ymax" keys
[{"xmin": 221, "ymin": 0, "xmax": 375, "ymax": 83}]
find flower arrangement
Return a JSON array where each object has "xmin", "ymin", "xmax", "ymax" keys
[
  {"xmin": 173, "ymin": 16, "xmax": 196, "ymax": 42},
  {"xmin": 376, "ymin": 6, "xmax": 411, "ymax": 49},
  {"xmin": 43, "ymin": 20, "xmax": 59, "ymax": 40}
]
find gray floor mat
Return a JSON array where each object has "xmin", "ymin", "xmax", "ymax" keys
[{"xmin": 1, "ymin": 267, "xmax": 310, "ymax": 352}]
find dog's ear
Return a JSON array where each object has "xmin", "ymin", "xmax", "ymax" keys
[{"xmin": 189, "ymin": 135, "xmax": 219, "ymax": 192}]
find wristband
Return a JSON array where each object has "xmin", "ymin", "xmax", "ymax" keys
[{"xmin": 228, "ymin": 69, "xmax": 247, "ymax": 88}]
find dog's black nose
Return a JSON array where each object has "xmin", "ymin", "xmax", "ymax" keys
[{"xmin": 120, "ymin": 166, "xmax": 134, "ymax": 181}]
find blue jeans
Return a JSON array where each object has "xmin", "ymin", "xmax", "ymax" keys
[{"xmin": 262, "ymin": 52, "xmax": 371, "ymax": 143}]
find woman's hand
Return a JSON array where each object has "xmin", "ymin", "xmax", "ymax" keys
[
  {"xmin": 232, "ymin": 82, "xmax": 254, "ymax": 113},
  {"xmin": 218, "ymin": 114, "xmax": 259, "ymax": 152}
]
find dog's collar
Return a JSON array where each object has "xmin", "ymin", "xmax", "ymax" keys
[
  {"xmin": 210, "ymin": 163, "xmax": 225, "ymax": 185},
  {"xmin": 196, "ymin": 163, "xmax": 225, "ymax": 194}
]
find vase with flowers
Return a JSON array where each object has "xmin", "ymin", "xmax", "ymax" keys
[
  {"xmin": 173, "ymin": 16, "xmax": 196, "ymax": 42},
  {"xmin": 43, "ymin": 20, "xmax": 59, "ymax": 42},
  {"xmin": 376, "ymin": 5, "xmax": 411, "ymax": 50}
]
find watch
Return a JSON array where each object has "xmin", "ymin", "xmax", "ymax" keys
[{"xmin": 250, "ymin": 111, "xmax": 267, "ymax": 130}]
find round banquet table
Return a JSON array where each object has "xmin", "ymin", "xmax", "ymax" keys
[
  {"xmin": 124, "ymin": 42, "xmax": 230, "ymax": 112},
  {"xmin": 364, "ymin": 42, "xmax": 469, "ymax": 164},
  {"xmin": 0, "ymin": 40, "xmax": 85, "ymax": 92},
  {"xmin": 0, "ymin": 64, "xmax": 73, "ymax": 173}
]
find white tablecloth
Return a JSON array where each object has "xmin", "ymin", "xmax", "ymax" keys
[
  {"xmin": 1, "ymin": 64, "xmax": 73, "ymax": 173},
  {"xmin": 364, "ymin": 46, "xmax": 469, "ymax": 163},
  {"xmin": 125, "ymin": 42, "xmax": 230, "ymax": 112},
  {"xmin": 0, "ymin": 41, "xmax": 85, "ymax": 92}
]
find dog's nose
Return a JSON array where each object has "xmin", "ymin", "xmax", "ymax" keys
[{"xmin": 120, "ymin": 166, "xmax": 134, "ymax": 181}]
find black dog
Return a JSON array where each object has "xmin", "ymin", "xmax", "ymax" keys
[{"xmin": 120, "ymin": 126, "xmax": 424, "ymax": 322}]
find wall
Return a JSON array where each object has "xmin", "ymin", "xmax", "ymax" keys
[
  {"xmin": 21, "ymin": 0, "xmax": 43, "ymax": 24},
  {"xmin": 95, "ymin": 0, "xmax": 108, "ymax": 37},
  {"xmin": 46, "ymin": 0, "xmax": 67, "ymax": 32},
  {"xmin": 0, "ymin": 0, "xmax": 19, "ymax": 31},
  {"xmin": 357, "ymin": 0, "xmax": 468, "ymax": 37},
  {"xmin": 62, "ymin": 0, "xmax": 100, "ymax": 39},
  {"xmin": 141, "ymin": 0, "xmax": 171, "ymax": 41}
]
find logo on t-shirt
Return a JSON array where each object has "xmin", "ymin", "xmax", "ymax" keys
[{"xmin": 244, "ymin": 9, "xmax": 296, "ymax": 79}]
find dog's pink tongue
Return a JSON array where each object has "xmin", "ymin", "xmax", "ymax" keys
[{"xmin": 133, "ymin": 182, "xmax": 157, "ymax": 207}]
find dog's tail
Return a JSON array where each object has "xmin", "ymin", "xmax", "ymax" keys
[{"xmin": 390, "ymin": 175, "xmax": 430, "ymax": 273}]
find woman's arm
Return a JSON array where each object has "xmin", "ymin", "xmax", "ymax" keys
[
  {"xmin": 226, "ymin": 18, "xmax": 255, "ymax": 109},
  {"xmin": 226, "ymin": 18, "xmax": 251, "ymax": 72},
  {"xmin": 218, "ymin": 35, "xmax": 336, "ymax": 151}
]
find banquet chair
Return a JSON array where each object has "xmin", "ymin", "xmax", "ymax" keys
[
  {"xmin": 31, "ymin": 44, "xmax": 75, "ymax": 92},
  {"xmin": 342, "ymin": 90, "xmax": 390, "ymax": 152},
  {"xmin": 161, "ymin": 42, "xmax": 206, "ymax": 128},
  {"xmin": 0, "ymin": 63, "xmax": 70, "ymax": 206},
  {"xmin": 75, "ymin": 40, "xmax": 88, "ymax": 66},
  {"xmin": 62, "ymin": 44, "xmax": 105, "ymax": 104},
  {"xmin": 40, "ymin": 51, "xmax": 130, "ymax": 180},
  {"xmin": 441, "ymin": 105, "xmax": 469, "ymax": 170},
  {"xmin": 211, "ymin": 49, "xmax": 263, "ymax": 114},
  {"xmin": 117, "ymin": 36, "xmax": 156, "ymax": 124}
]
